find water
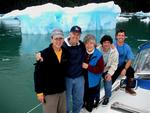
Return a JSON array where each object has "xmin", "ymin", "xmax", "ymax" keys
[{"xmin": 0, "ymin": 16, "xmax": 150, "ymax": 113}]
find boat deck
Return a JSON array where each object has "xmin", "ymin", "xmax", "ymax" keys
[{"xmin": 81, "ymin": 80, "xmax": 150, "ymax": 113}]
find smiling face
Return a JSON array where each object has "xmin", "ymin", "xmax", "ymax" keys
[
  {"xmin": 85, "ymin": 39, "xmax": 95, "ymax": 52},
  {"xmin": 50, "ymin": 29, "xmax": 64, "ymax": 49},
  {"xmin": 69, "ymin": 32, "xmax": 80, "ymax": 46},
  {"xmin": 51, "ymin": 37, "xmax": 64, "ymax": 49},
  {"xmin": 102, "ymin": 40, "xmax": 111, "ymax": 51},
  {"xmin": 116, "ymin": 32, "xmax": 126, "ymax": 44}
]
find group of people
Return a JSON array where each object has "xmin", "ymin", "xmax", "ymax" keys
[{"xmin": 34, "ymin": 25, "xmax": 136, "ymax": 113}]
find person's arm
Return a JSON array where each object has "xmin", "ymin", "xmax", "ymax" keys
[
  {"xmin": 34, "ymin": 61, "xmax": 45, "ymax": 103},
  {"xmin": 107, "ymin": 49, "xmax": 119, "ymax": 76},
  {"xmin": 104, "ymin": 49, "xmax": 119, "ymax": 81},
  {"xmin": 120, "ymin": 60, "xmax": 132, "ymax": 76},
  {"xmin": 121, "ymin": 45, "xmax": 134, "ymax": 76},
  {"xmin": 124, "ymin": 60, "xmax": 132, "ymax": 70}
]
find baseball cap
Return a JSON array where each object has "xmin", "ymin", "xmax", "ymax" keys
[
  {"xmin": 70, "ymin": 26, "xmax": 82, "ymax": 33},
  {"xmin": 51, "ymin": 29, "xmax": 64, "ymax": 39}
]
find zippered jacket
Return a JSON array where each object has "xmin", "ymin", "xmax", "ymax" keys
[
  {"xmin": 34, "ymin": 44, "xmax": 68, "ymax": 95},
  {"xmin": 63, "ymin": 37, "xmax": 86, "ymax": 78},
  {"xmin": 86, "ymin": 48, "xmax": 104, "ymax": 88}
]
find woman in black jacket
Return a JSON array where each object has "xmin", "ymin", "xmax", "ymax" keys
[{"xmin": 34, "ymin": 29, "xmax": 68, "ymax": 113}]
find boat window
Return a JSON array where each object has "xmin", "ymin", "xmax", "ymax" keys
[{"xmin": 133, "ymin": 48, "xmax": 150, "ymax": 73}]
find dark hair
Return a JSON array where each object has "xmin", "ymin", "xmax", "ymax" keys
[
  {"xmin": 100, "ymin": 35, "xmax": 113, "ymax": 44},
  {"xmin": 115, "ymin": 29, "xmax": 126, "ymax": 36}
]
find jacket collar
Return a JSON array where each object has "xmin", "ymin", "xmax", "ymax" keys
[{"xmin": 64, "ymin": 37, "xmax": 80, "ymax": 47}]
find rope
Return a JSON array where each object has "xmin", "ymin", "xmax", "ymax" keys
[{"xmin": 27, "ymin": 103, "xmax": 42, "ymax": 113}]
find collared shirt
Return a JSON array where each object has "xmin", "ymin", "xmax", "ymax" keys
[
  {"xmin": 54, "ymin": 49, "xmax": 62, "ymax": 63},
  {"xmin": 64, "ymin": 37, "xmax": 80, "ymax": 47}
]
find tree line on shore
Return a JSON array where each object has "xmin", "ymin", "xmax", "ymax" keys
[{"xmin": 0, "ymin": 0, "xmax": 150, "ymax": 14}]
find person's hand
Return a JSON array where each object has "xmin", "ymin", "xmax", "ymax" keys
[
  {"xmin": 105, "ymin": 74, "xmax": 112, "ymax": 81},
  {"xmin": 82, "ymin": 63, "xmax": 88, "ymax": 69},
  {"xmin": 36, "ymin": 52, "xmax": 43, "ymax": 62},
  {"xmin": 37, "ymin": 94, "xmax": 45, "ymax": 103},
  {"xmin": 120, "ymin": 68, "xmax": 126, "ymax": 76},
  {"xmin": 111, "ymin": 44, "xmax": 115, "ymax": 49}
]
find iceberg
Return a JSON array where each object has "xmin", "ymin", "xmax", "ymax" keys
[{"xmin": 1, "ymin": 1, "xmax": 121, "ymax": 34}]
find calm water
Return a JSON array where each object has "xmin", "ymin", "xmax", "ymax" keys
[{"xmin": 0, "ymin": 16, "xmax": 150, "ymax": 113}]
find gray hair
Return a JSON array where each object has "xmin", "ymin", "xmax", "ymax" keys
[{"xmin": 83, "ymin": 34, "xmax": 96, "ymax": 45}]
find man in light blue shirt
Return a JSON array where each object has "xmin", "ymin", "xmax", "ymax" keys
[{"xmin": 113, "ymin": 29, "xmax": 136, "ymax": 95}]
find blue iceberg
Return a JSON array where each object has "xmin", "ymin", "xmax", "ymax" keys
[{"xmin": 1, "ymin": 1, "xmax": 121, "ymax": 34}]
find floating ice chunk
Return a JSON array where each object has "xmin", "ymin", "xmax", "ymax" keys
[
  {"xmin": 120, "ymin": 13, "xmax": 134, "ymax": 17},
  {"xmin": 2, "ymin": 58, "xmax": 10, "ymax": 62},
  {"xmin": 140, "ymin": 17, "xmax": 150, "ymax": 24},
  {"xmin": 117, "ymin": 16, "xmax": 131, "ymax": 22}
]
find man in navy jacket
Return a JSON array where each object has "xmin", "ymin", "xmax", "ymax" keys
[{"xmin": 63, "ymin": 26, "xmax": 86, "ymax": 113}]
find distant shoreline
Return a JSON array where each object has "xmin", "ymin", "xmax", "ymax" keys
[{"xmin": 0, "ymin": 0, "xmax": 150, "ymax": 14}]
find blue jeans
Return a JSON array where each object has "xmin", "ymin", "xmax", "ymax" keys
[
  {"xmin": 95, "ymin": 73, "xmax": 112, "ymax": 101},
  {"xmin": 66, "ymin": 76, "xmax": 84, "ymax": 113},
  {"xmin": 104, "ymin": 80, "xmax": 112, "ymax": 98}
]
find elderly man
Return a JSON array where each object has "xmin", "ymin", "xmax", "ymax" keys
[{"xmin": 63, "ymin": 26, "xmax": 86, "ymax": 113}]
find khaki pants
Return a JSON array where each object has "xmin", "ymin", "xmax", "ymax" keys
[{"xmin": 43, "ymin": 91, "xmax": 66, "ymax": 113}]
